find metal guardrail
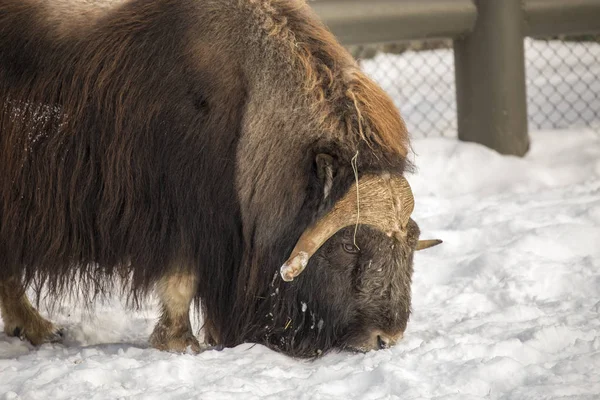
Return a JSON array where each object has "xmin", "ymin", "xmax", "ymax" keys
[
  {"xmin": 313, "ymin": 0, "xmax": 600, "ymax": 156},
  {"xmin": 311, "ymin": 0, "xmax": 476, "ymax": 44},
  {"xmin": 524, "ymin": 0, "xmax": 600, "ymax": 37}
]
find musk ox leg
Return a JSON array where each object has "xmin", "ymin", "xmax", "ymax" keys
[
  {"xmin": 149, "ymin": 272, "xmax": 201, "ymax": 353},
  {"xmin": 201, "ymin": 318, "xmax": 218, "ymax": 347},
  {"xmin": 0, "ymin": 279, "xmax": 62, "ymax": 345}
]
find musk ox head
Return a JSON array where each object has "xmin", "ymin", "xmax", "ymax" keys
[
  {"xmin": 290, "ymin": 223, "xmax": 419, "ymax": 353},
  {"xmin": 236, "ymin": 174, "xmax": 441, "ymax": 357}
]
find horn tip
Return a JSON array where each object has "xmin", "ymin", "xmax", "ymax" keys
[
  {"xmin": 416, "ymin": 239, "xmax": 443, "ymax": 251},
  {"xmin": 280, "ymin": 251, "xmax": 310, "ymax": 282}
]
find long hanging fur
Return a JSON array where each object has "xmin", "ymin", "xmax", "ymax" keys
[{"xmin": 0, "ymin": 0, "xmax": 411, "ymax": 357}]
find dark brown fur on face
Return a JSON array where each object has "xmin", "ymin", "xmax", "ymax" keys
[
  {"xmin": 0, "ymin": 0, "xmax": 412, "ymax": 357},
  {"xmin": 239, "ymin": 222, "xmax": 421, "ymax": 357}
]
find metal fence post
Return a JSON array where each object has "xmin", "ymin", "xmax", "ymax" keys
[{"xmin": 454, "ymin": 0, "xmax": 530, "ymax": 156}]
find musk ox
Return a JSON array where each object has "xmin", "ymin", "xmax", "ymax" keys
[{"xmin": 0, "ymin": 0, "xmax": 440, "ymax": 357}]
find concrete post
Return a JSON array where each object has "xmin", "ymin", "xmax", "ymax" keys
[{"xmin": 454, "ymin": 0, "xmax": 530, "ymax": 156}]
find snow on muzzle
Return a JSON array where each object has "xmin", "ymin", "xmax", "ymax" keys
[{"xmin": 280, "ymin": 173, "xmax": 442, "ymax": 282}]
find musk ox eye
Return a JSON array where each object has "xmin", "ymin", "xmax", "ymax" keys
[
  {"xmin": 342, "ymin": 243, "xmax": 360, "ymax": 254},
  {"xmin": 315, "ymin": 153, "xmax": 335, "ymax": 200}
]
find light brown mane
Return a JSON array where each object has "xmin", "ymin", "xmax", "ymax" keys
[
  {"xmin": 26, "ymin": 0, "xmax": 128, "ymax": 37},
  {"xmin": 244, "ymin": 0, "xmax": 409, "ymax": 158}
]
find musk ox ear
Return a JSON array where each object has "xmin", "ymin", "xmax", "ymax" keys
[{"xmin": 315, "ymin": 153, "xmax": 336, "ymax": 200}]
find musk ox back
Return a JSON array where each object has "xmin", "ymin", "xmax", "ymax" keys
[{"xmin": 0, "ymin": 0, "xmax": 439, "ymax": 357}]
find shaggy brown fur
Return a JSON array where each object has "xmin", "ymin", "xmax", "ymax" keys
[{"xmin": 0, "ymin": 0, "xmax": 412, "ymax": 357}]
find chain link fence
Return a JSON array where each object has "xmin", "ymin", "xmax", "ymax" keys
[
  {"xmin": 526, "ymin": 38, "xmax": 600, "ymax": 131},
  {"xmin": 356, "ymin": 38, "xmax": 600, "ymax": 138}
]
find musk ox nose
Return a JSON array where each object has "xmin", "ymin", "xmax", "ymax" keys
[
  {"xmin": 377, "ymin": 335, "xmax": 388, "ymax": 349},
  {"xmin": 370, "ymin": 331, "xmax": 404, "ymax": 351}
]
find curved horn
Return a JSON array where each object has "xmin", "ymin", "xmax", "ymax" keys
[
  {"xmin": 280, "ymin": 174, "xmax": 414, "ymax": 282},
  {"xmin": 416, "ymin": 239, "xmax": 443, "ymax": 251}
]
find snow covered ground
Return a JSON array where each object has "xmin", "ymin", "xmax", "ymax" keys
[{"xmin": 2, "ymin": 43, "xmax": 600, "ymax": 399}]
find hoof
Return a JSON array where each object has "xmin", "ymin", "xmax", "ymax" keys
[
  {"xmin": 45, "ymin": 327, "xmax": 64, "ymax": 343},
  {"xmin": 5, "ymin": 321, "xmax": 63, "ymax": 346},
  {"xmin": 149, "ymin": 327, "xmax": 202, "ymax": 354}
]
